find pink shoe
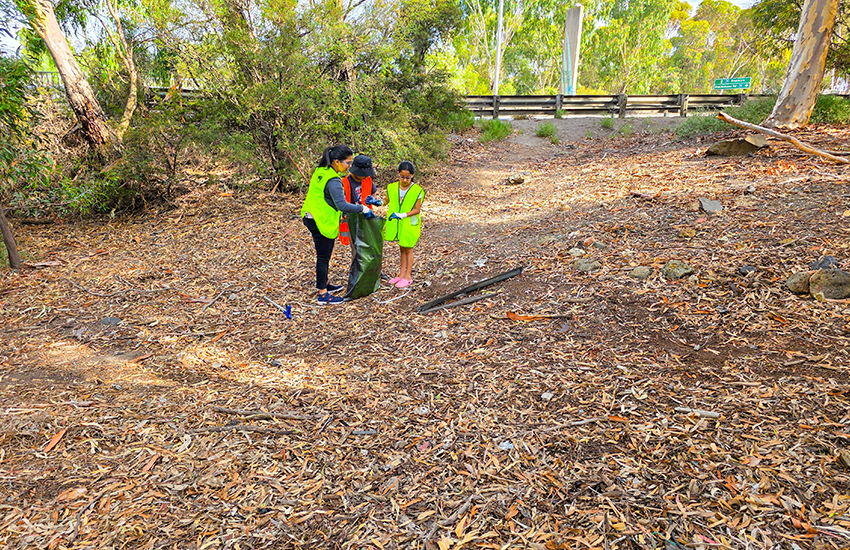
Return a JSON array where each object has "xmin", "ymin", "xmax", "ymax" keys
[
  {"xmin": 395, "ymin": 279, "xmax": 411, "ymax": 288},
  {"xmin": 387, "ymin": 277, "xmax": 402, "ymax": 284}
]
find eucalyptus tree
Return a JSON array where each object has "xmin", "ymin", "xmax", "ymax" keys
[
  {"xmin": 15, "ymin": 0, "xmax": 117, "ymax": 154},
  {"xmin": 584, "ymin": 0, "xmax": 676, "ymax": 94},
  {"xmin": 765, "ymin": 0, "xmax": 839, "ymax": 127}
]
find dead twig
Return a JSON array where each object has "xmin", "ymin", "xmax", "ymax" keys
[{"xmin": 210, "ymin": 405, "xmax": 313, "ymax": 420}]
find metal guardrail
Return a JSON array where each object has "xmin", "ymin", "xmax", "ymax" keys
[
  {"xmin": 465, "ymin": 93, "xmax": 753, "ymax": 118},
  {"xmin": 30, "ymin": 73, "xmax": 761, "ymax": 118}
]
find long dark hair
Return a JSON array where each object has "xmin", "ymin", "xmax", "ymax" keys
[
  {"xmin": 398, "ymin": 161, "xmax": 416, "ymax": 174},
  {"xmin": 318, "ymin": 145, "xmax": 353, "ymax": 167}
]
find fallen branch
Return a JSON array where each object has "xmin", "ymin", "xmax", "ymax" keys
[
  {"xmin": 717, "ymin": 111, "xmax": 849, "ymax": 164},
  {"xmin": 191, "ymin": 424, "xmax": 295, "ymax": 435},
  {"xmin": 210, "ymin": 405, "xmax": 313, "ymax": 421}
]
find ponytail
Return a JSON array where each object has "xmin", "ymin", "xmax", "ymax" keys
[
  {"xmin": 318, "ymin": 144, "xmax": 354, "ymax": 167},
  {"xmin": 398, "ymin": 160, "xmax": 416, "ymax": 175}
]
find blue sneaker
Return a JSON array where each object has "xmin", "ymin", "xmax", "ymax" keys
[
  {"xmin": 317, "ymin": 292, "xmax": 344, "ymax": 305},
  {"xmin": 326, "ymin": 284, "xmax": 344, "ymax": 294}
]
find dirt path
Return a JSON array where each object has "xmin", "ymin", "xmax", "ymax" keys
[{"xmin": 1, "ymin": 124, "xmax": 850, "ymax": 549}]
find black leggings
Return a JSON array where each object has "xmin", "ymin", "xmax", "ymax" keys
[{"xmin": 303, "ymin": 217, "xmax": 335, "ymax": 290}]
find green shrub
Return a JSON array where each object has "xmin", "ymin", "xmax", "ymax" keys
[
  {"xmin": 811, "ymin": 95, "xmax": 850, "ymax": 124},
  {"xmin": 445, "ymin": 109, "xmax": 475, "ymax": 133},
  {"xmin": 550, "ymin": 136, "xmax": 560, "ymax": 145},
  {"xmin": 619, "ymin": 123, "xmax": 634, "ymax": 136},
  {"xmin": 600, "ymin": 116, "xmax": 614, "ymax": 130},
  {"xmin": 479, "ymin": 119, "xmax": 513, "ymax": 142},
  {"xmin": 554, "ymin": 109, "xmax": 564, "ymax": 119},
  {"xmin": 676, "ymin": 96, "xmax": 776, "ymax": 138},
  {"xmin": 535, "ymin": 121, "xmax": 557, "ymax": 138}
]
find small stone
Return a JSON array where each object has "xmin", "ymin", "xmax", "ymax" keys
[
  {"xmin": 739, "ymin": 266, "xmax": 757, "ymax": 275},
  {"xmin": 811, "ymin": 256, "xmax": 840, "ymax": 270},
  {"xmin": 687, "ymin": 275, "xmax": 699, "ymax": 284},
  {"xmin": 506, "ymin": 172, "xmax": 527, "ymax": 185},
  {"xmin": 414, "ymin": 405, "xmax": 430, "ymax": 415},
  {"xmin": 100, "ymin": 316, "xmax": 121, "ymax": 326},
  {"xmin": 498, "ymin": 441, "xmax": 514, "ymax": 451},
  {"xmin": 568, "ymin": 247, "xmax": 585, "ymax": 257},
  {"xmin": 229, "ymin": 293, "xmax": 238, "ymax": 300},
  {"xmin": 744, "ymin": 184, "xmax": 756, "ymax": 194},
  {"xmin": 629, "ymin": 266, "xmax": 652, "ymax": 280},
  {"xmin": 785, "ymin": 272, "xmax": 811, "ymax": 294},
  {"xmin": 211, "ymin": 362, "xmax": 222, "ymax": 369},
  {"xmin": 809, "ymin": 268, "xmax": 850, "ymax": 300},
  {"xmin": 698, "ymin": 198, "xmax": 723, "ymax": 215},
  {"xmin": 541, "ymin": 392, "xmax": 555, "ymax": 401},
  {"xmin": 679, "ymin": 228, "xmax": 696, "ymax": 239},
  {"xmin": 663, "ymin": 260, "xmax": 695, "ymax": 280},
  {"xmin": 270, "ymin": 359, "xmax": 282, "ymax": 367},
  {"xmin": 592, "ymin": 241, "xmax": 607, "ymax": 250},
  {"xmin": 575, "ymin": 258, "xmax": 601, "ymax": 272}
]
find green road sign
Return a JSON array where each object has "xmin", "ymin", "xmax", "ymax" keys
[{"xmin": 714, "ymin": 77, "xmax": 751, "ymax": 90}]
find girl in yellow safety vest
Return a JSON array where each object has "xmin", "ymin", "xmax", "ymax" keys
[{"xmin": 384, "ymin": 161, "xmax": 424, "ymax": 289}]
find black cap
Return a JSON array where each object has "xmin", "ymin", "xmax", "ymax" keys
[{"xmin": 349, "ymin": 155, "xmax": 375, "ymax": 177}]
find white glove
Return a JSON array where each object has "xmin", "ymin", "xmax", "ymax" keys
[{"xmin": 361, "ymin": 205, "xmax": 371, "ymax": 214}]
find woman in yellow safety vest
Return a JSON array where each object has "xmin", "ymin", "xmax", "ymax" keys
[
  {"xmin": 300, "ymin": 145, "xmax": 375, "ymax": 305},
  {"xmin": 384, "ymin": 161, "xmax": 424, "ymax": 288}
]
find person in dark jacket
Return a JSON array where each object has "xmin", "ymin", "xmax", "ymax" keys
[{"xmin": 300, "ymin": 144, "xmax": 373, "ymax": 305}]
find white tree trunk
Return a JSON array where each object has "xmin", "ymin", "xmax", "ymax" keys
[
  {"xmin": 31, "ymin": 0, "xmax": 116, "ymax": 151},
  {"xmin": 765, "ymin": 0, "xmax": 839, "ymax": 129}
]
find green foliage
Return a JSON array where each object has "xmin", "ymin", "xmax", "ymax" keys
[
  {"xmin": 479, "ymin": 119, "xmax": 512, "ymax": 142},
  {"xmin": 810, "ymin": 95, "xmax": 850, "ymax": 125},
  {"xmin": 535, "ymin": 121, "xmax": 557, "ymax": 138},
  {"xmin": 61, "ymin": 172, "xmax": 131, "ymax": 214},
  {"xmin": 550, "ymin": 135, "xmax": 560, "ymax": 145},
  {"xmin": 0, "ymin": 55, "xmax": 51, "ymax": 205},
  {"xmin": 554, "ymin": 109, "xmax": 564, "ymax": 119},
  {"xmin": 752, "ymin": 0, "xmax": 850, "ymax": 75},
  {"xmin": 600, "ymin": 116, "xmax": 614, "ymax": 129},
  {"xmin": 445, "ymin": 109, "xmax": 476, "ymax": 132},
  {"xmin": 676, "ymin": 96, "xmax": 776, "ymax": 137},
  {"xmin": 619, "ymin": 122, "xmax": 634, "ymax": 136}
]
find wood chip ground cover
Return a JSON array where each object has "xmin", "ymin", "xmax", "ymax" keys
[{"xmin": 1, "ymin": 125, "xmax": 850, "ymax": 549}]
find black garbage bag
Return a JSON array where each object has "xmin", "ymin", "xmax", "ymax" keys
[{"xmin": 344, "ymin": 212, "xmax": 384, "ymax": 300}]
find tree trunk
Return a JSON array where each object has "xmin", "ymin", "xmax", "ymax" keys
[
  {"xmin": 30, "ymin": 0, "xmax": 117, "ymax": 152},
  {"xmin": 0, "ymin": 208, "xmax": 22, "ymax": 270},
  {"xmin": 103, "ymin": 0, "xmax": 138, "ymax": 140},
  {"xmin": 764, "ymin": 0, "xmax": 839, "ymax": 129}
]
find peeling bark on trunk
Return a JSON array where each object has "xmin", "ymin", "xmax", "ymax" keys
[
  {"xmin": 764, "ymin": 0, "xmax": 839, "ymax": 129},
  {"xmin": 31, "ymin": 0, "xmax": 116, "ymax": 152}
]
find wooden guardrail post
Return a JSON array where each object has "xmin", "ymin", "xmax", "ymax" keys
[
  {"xmin": 493, "ymin": 95, "xmax": 500, "ymax": 120},
  {"xmin": 617, "ymin": 94, "xmax": 627, "ymax": 118},
  {"xmin": 678, "ymin": 93, "xmax": 689, "ymax": 117},
  {"xmin": 737, "ymin": 93, "xmax": 747, "ymax": 105}
]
